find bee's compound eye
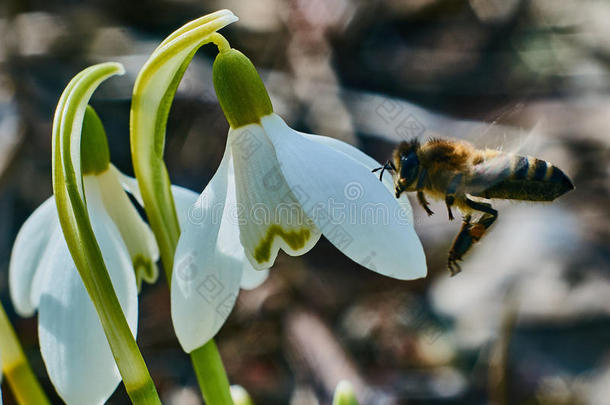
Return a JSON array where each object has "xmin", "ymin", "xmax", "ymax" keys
[{"xmin": 400, "ymin": 152, "xmax": 419, "ymax": 185}]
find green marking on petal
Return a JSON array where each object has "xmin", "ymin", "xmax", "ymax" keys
[
  {"xmin": 133, "ymin": 254, "xmax": 158, "ymax": 288},
  {"xmin": 253, "ymin": 224, "xmax": 310, "ymax": 264}
]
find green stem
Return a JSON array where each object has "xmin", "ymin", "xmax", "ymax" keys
[
  {"xmin": 208, "ymin": 32, "xmax": 231, "ymax": 53},
  {"xmin": 191, "ymin": 341, "xmax": 234, "ymax": 404},
  {"xmin": 52, "ymin": 63, "xmax": 161, "ymax": 405},
  {"xmin": 0, "ymin": 303, "xmax": 50, "ymax": 405}
]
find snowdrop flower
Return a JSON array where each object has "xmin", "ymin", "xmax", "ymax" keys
[
  {"xmin": 171, "ymin": 44, "xmax": 427, "ymax": 352},
  {"xmin": 129, "ymin": 11, "xmax": 272, "ymax": 404},
  {"xmin": 128, "ymin": 11, "xmax": 270, "ymax": 356},
  {"xmin": 7, "ymin": 105, "xmax": 168, "ymax": 404}
]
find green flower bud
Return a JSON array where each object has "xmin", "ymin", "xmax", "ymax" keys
[
  {"xmin": 81, "ymin": 105, "xmax": 110, "ymax": 175},
  {"xmin": 213, "ymin": 48, "xmax": 273, "ymax": 128},
  {"xmin": 333, "ymin": 380, "xmax": 359, "ymax": 405}
]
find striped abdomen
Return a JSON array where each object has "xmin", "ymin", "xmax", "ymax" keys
[{"xmin": 470, "ymin": 154, "xmax": 574, "ymax": 201}]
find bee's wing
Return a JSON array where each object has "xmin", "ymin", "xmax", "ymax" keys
[
  {"xmin": 344, "ymin": 93, "xmax": 537, "ymax": 147},
  {"xmin": 465, "ymin": 119, "xmax": 547, "ymax": 156},
  {"xmin": 459, "ymin": 110, "xmax": 551, "ymax": 197},
  {"xmin": 466, "ymin": 153, "xmax": 528, "ymax": 196}
]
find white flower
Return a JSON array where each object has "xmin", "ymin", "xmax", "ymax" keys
[
  {"xmin": 8, "ymin": 163, "xmax": 193, "ymax": 404},
  {"xmin": 172, "ymin": 113, "xmax": 426, "ymax": 352}
]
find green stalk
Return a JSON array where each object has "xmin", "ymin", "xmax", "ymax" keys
[
  {"xmin": 130, "ymin": 12, "xmax": 238, "ymax": 405},
  {"xmin": 191, "ymin": 341, "xmax": 234, "ymax": 404},
  {"xmin": 0, "ymin": 303, "xmax": 50, "ymax": 405},
  {"xmin": 52, "ymin": 63, "xmax": 161, "ymax": 404}
]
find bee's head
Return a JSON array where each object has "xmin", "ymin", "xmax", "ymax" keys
[{"xmin": 393, "ymin": 139, "xmax": 421, "ymax": 197}]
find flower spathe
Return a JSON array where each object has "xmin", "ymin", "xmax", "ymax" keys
[{"xmin": 172, "ymin": 48, "xmax": 426, "ymax": 353}]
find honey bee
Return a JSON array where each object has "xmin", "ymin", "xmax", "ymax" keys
[{"xmin": 373, "ymin": 138, "xmax": 574, "ymax": 275}]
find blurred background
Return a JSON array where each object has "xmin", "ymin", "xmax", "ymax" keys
[{"xmin": 0, "ymin": 0, "xmax": 609, "ymax": 404}]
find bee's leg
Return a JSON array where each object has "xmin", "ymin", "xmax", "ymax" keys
[
  {"xmin": 445, "ymin": 196, "xmax": 455, "ymax": 221},
  {"xmin": 416, "ymin": 168, "xmax": 428, "ymax": 190},
  {"xmin": 447, "ymin": 199, "xmax": 498, "ymax": 275},
  {"xmin": 417, "ymin": 191, "xmax": 434, "ymax": 216},
  {"xmin": 448, "ymin": 215, "xmax": 471, "ymax": 276},
  {"xmin": 416, "ymin": 169, "xmax": 434, "ymax": 216},
  {"xmin": 444, "ymin": 174, "xmax": 463, "ymax": 221},
  {"xmin": 464, "ymin": 198, "xmax": 498, "ymax": 238}
]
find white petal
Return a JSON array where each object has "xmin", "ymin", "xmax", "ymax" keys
[
  {"xmin": 171, "ymin": 181, "xmax": 269, "ymax": 291},
  {"xmin": 303, "ymin": 133, "xmax": 414, "ymax": 226},
  {"xmin": 170, "ymin": 183, "xmax": 200, "ymax": 231},
  {"xmin": 97, "ymin": 166, "xmax": 159, "ymax": 289},
  {"xmin": 114, "ymin": 166, "xmax": 144, "ymax": 206},
  {"xmin": 38, "ymin": 176, "xmax": 138, "ymax": 405},
  {"xmin": 117, "ymin": 166, "xmax": 216, "ymax": 250},
  {"xmin": 118, "ymin": 166, "xmax": 200, "ymax": 232},
  {"xmin": 37, "ymin": 241, "xmax": 118, "ymax": 405},
  {"xmin": 229, "ymin": 124, "xmax": 321, "ymax": 270},
  {"xmin": 171, "ymin": 147, "xmax": 243, "ymax": 353},
  {"xmin": 85, "ymin": 176, "xmax": 139, "ymax": 326},
  {"xmin": 9, "ymin": 197, "xmax": 59, "ymax": 316},
  {"xmin": 240, "ymin": 261, "xmax": 269, "ymax": 290},
  {"xmin": 29, "ymin": 226, "xmax": 64, "ymax": 314},
  {"xmin": 261, "ymin": 114, "xmax": 427, "ymax": 280},
  {"xmin": 116, "ymin": 167, "xmax": 203, "ymax": 285}
]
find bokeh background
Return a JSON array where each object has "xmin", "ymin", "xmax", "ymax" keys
[{"xmin": 1, "ymin": 0, "xmax": 609, "ymax": 404}]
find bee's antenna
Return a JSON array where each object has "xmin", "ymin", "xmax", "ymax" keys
[{"xmin": 371, "ymin": 160, "xmax": 395, "ymax": 181}]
